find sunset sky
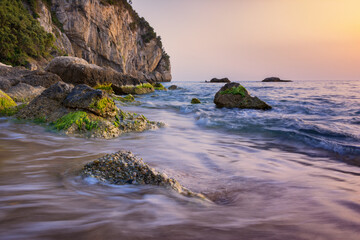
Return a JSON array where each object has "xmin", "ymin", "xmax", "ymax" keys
[{"xmin": 132, "ymin": 0, "xmax": 360, "ymax": 81}]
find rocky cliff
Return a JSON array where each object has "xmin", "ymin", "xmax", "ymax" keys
[{"xmin": 36, "ymin": 0, "xmax": 171, "ymax": 82}]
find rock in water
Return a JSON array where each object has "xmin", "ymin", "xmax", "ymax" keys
[
  {"xmin": 191, "ymin": 98, "xmax": 201, "ymax": 104},
  {"xmin": 214, "ymin": 83, "xmax": 272, "ymax": 110},
  {"xmin": 168, "ymin": 85, "xmax": 178, "ymax": 90},
  {"xmin": 16, "ymin": 81, "xmax": 161, "ymax": 139},
  {"xmin": 82, "ymin": 151, "xmax": 209, "ymax": 201},
  {"xmin": 262, "ymin": 77, "xmax": 292, "ymax": 82},
  {"xmin": 209, "ymin": 78, "xmax": 231, "ymax": 83}
]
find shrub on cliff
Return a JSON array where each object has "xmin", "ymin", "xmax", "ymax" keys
[{"xmin": 0, "ymin": 0, "xmax": 55, "ymax": 66}]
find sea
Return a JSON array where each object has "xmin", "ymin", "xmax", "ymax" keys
[{"xmin": 0, "ymin": 80, "xmax": 359, "ymax": 239}]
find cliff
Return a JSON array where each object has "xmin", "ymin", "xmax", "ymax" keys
[{"xmin": 7, "ymin": 0, "xmax": 171, "ymax": 82}]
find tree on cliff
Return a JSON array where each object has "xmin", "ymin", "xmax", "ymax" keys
[{"xmin": 0, "ymin": 0, "xmax": 54, "ymax": 66}]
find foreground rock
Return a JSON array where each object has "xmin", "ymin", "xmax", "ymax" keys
[
  {"xmin": 207, "ymin": 78, "xmax": 231, "ymax": 83},
  {"xmin": 17, "ymin": 81, "xmax": 161, "ymax": 138},
  {"xmin": 214, "ymin": 83, "xmax": 272, "ymax": 110},
  {"xmin": 82, "ymin": 151, "xmax": 208, "ymax": 201},
  {"xmin": 46, "ymin": 57, "xmax": 154, "ymax": 95},
  {"xmin": 262, "ymin": 77, "xmax": 292, "ymax": 82}
]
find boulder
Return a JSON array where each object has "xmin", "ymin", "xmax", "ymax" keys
[
  {"xmin": 63, "ymin": 85, "xmax": 117, "ymax": 118},
  {"xmin": 214, "ymin": 83, "xmax": 272, "ymax": 110},
  {"xmin": 17, "ymin": 81, "xmax": 74, "ymax": 122},
  {"xmin": 262, "ymin": 77, "xmax": 292, "ymax": 82},
  {"xmin": 7, "ymin": 83, "xmax": 45, "ymax": 102},
  {"xmin": 82, "ymin": 150, "xmax": 208, "ymax": 200},
  {"xmin": 21, "ymin": 71, "xmax": 62, "ymax": 88},
  {"xmin": 208, "ymin": 77, "xmax": 231, "ymax": 83},
  {"xmin": 168, "ymin": 85, "xmax": 178, "ymax": 90},
  {"xmin": 45, "ymin": 57, "xmax": 144, "ymax": 94},
  {"xmin": 0, "ymin": 77, "xmax": 11, "ymax": 92}
]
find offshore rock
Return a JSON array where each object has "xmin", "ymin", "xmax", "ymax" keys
[
  {"xmin": 262, "ymin": 77, "xmax": 292, "ymax": 82},
  {"xmin": 168, "ymin": 85, "xmax": 178, "ymax": 90},
  {"xmin": 208, "ymin": 77, "xmax": 231, "ymax": 83},
  {"xmin": 214, "ymin": 83, "xmax": 272, "ymax": 110},
  {"xmin": 82, "ymin": 150, "xmax": 208, "ymax": 201}
]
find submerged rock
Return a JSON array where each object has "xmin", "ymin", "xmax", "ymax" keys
[
  {"xmin": 7, "ymin": 83, "xmax": 45, "ymax": 102},
  {"xmin": 168, "ymin": 85, "xmax": 178, "ymax": 90},
  {"xmin": 82, "ymin": 151, "xmax": 208, "ymax": 200},
  {"xmin": 16, "ymin": 81, "xmax": 161, "ymax": 139},
  {"xmin": 214, "ymin": 83, "xmax": 272, "ymax": 110},
  {"xmin": 262, "ymin": 77, "xmax": 292, "ymax": 82},
  {"xmin": 208, "ymin": 78, "xmax": 231, "ymax": 83},
  {"xmin": 191, "ymin": 98, "xmax": 201, "ymax": 104}
]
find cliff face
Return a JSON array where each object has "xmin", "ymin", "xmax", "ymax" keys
[{"xmin": 37, "ymin": 0, "xmax": 171, "ymax": 82}]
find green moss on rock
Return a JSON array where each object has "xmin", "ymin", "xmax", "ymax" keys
[
  {"xmin": 0, "ymin": 90, "xmax": 17, "ymax": 115},
  {"xmin": 191, "ymin": 98, "xmax": 201, "ymax": 104},
  {"xmin": 153, "ymin": 82, "xmax": 166, "ymax": 91},
  {"xmin": 94, "ymin": 83, "xmax": 114, "ymax": 94},
  {"xmin": 219, "ymin": 85, "xmax": 247, "ymax": 97},
  {"xmin": 113, "ymin": 94, "xmax": 135, "ymax": 103},
  {"xmin": 53, "ymin": 111, "xmax": 98, "ymax": 131}
]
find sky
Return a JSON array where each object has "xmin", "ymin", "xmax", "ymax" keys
[{"xmin": 132, "ymin": 0, "xmax": 360, "ymax": 81}]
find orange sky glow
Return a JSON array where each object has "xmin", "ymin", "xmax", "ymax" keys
[{"xmin": 133, "ymin": 0, "xmax": 360, "ymax": 81}]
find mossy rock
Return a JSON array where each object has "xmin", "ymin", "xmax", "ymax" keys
[
  {"xmin": 113, "ymin": 94, "xmax": 135, "ymax": 103},
  {"xmin": 153, "ymin": 82, "xmax": 167, "ymax": 91},
  {"xmin": 94, "ymin": 83, "xmax": 114, "ymax": 94},
  {"xmin": 191, "ymin": 98, "xmax": 201, "ymax": 104},
  {"xmin": 118, "ymin": 83, "xmax": 154, "ymax": 95},
  {"xmin": 214, "ymin": 83, "xmax": 272, "ymax": 110},
  {"xmin": 0, "ymin": 90, "xmax": 17, "ymax": 115}
]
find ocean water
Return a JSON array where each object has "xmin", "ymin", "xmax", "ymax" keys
[
  {"xmin": 0, "ymin": 80, "xmax": 360, "ymax": 240},
  {"xmin": 140, "ymin": 80, "xmax": 360, "ymax": 161}
]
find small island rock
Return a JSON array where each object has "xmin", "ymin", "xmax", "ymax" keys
[
  {"xmin": 208, "ymin": 77, "xmax": 231, "ymax": 83},
  {"xmin": 262, "ymin": 77, "xmax": 292, "ymax": 82},
  {"xmin": 168, "ymin": 85, "xmax": 178, "ymax": 90}
]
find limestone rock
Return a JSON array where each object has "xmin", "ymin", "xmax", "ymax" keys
[
  {"xmin": 214, "ymin": 83, "xmax": 272, "ymax": 110},
  {"xmin": 7, "ymin": 83, "xmax": 45, "ymax": 102},
  {"xmin": 39, "ymin": 0, "xmax": 171, "ymax": 82},
  {"xmin": 0, "ymin": 77, "xmax": 11, "ymax": 92},
  {"xmin": 21, "ymin": 71, "xmax": 62, "ymax": 88},
  {"xmin": 82, "ymin": 150, "xmax": 208, "ymax": 200},
  {"xmin": 46, "ymin": 56, "xmax": 143, "ymax": 94}
]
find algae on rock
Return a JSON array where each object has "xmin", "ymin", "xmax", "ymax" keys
[
  {"xmin": 0, "ymin": 90, "xmax": 17, "ymax": 115},
  {"xmin": 82, "ymin": 150, "xmax": 209, "ymax": 201}
]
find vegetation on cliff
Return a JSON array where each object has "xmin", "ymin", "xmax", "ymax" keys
[{"xmin": 0, "ymin": 0, "xmax": 55, "ymax": 66}]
